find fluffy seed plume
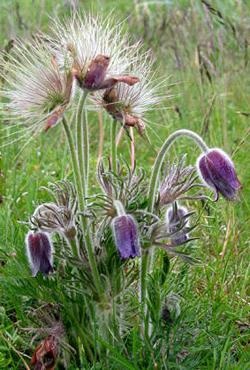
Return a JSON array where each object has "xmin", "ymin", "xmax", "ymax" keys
[
  {"xmin": 94, "ymin": 53, "xmax": 164, "ymax": 136},
  {"xmin": 50, "ymin": 13, "xmax": 140, "ymax": 91},
  {"xmin": 0, "ymin": 40, "xmax": 74, "ymax": 141}
]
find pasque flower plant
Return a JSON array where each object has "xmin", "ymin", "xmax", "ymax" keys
[{"xmin": 0, "ymin": 12, "xmax": 241, "ymax": 368}]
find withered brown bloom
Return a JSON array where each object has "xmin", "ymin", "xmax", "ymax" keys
[{"xmin": 31, "ymin": 335, "xmax": 58, "ymax": 370}]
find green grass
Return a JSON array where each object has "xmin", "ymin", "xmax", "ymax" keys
[{"xmin": 0, "ymin": 0, "xmax": 250, "ymax": 369}]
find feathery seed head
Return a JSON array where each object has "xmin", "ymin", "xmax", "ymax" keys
[
  {"xmin": 1, "ymin": 40, "xmax": 74, "ymax": 134},
  {"xmin": 94, "ymin": 53, "xmax": 162, "ymax": 135},
  {"xmin": 50, "ymin": 13, "xmax": 140, "ymax": 91}
]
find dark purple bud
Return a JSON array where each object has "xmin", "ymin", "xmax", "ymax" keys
[
  {"xmin": 197, "ymin": 148, "xmax": 241, "ymax": 200},
  {"xmin": 25, "ymin": 231, "xmax": 53, "ymax": 276},
  {"xmin": 166, "ymin": 204, "xmax": 189, "ymax": 246},
  {"xmin": 82, "ymin": 54, "xmax": 110, "ymax": 90},
  {"xmin": 112, "ymin": 215, "xmax": 140, "ymax": 260}
]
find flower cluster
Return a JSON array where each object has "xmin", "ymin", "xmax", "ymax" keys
[
  {"xmin": 0, "ymin": 13, "xmax": 161, "ymax": 142},
  {"xmin": 0, "ymin": 11, "xmax": 242, "ymax": 367}
]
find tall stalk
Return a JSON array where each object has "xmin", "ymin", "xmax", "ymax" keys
[
  {"xmin": 140, "ymin": 129, "xmax": 209, "ymax": 334},
  {"xmin": 62, "ymin": 117, "xmax": 103, "ymax": 297},
  {"xmin": 110, "ymin": 119, "xmax": 117, "ymax": 172},
  {"xmin": 130, "ymin": 127, "xmax": 135, "ymax": 172},
  {"xmin": 76, "ymin": 91, "xmax": 88, "ymax": 197}
]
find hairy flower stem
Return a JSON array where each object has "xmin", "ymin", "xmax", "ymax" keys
[
  {"xmin": 113, "ymin": 200, "xmax": 126, "ymax": 216},
  {"xmin": 140, "ymin": 129, "xmax": 209, "ymax": 335},
  {"xmin": 113, "ymin": 199, "xmax": 126, "ymax": 336},
  {"xmin": 68, "ymin": 236, "xmax": 80, "ymax": 259},
  {"xmin": 130, "ymin": 128, "xmax": 135, "ymax": 172},
  {"xmin": 76, "ymin": 91, "xmax": 88, "ymax": 197},
  {"xmin": 62, "ymin": 117, "xmax": 103, "ymax": 297},
  {"xmin": 62, "ymin": 117, "xmax": 84, "ymax": 217},
  {"xmin": 148, "ymin": 129, "xmax": 208, "ymax": 212},
  {"xmin": 110, "ymin": 119, "xmax": 117, "ymax": 172}
]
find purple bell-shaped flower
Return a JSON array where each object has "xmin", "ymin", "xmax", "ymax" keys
[
  {"xmin": 111, "ymin": 201, "xmax": 140, "ymax": 260},
  {"xmin": 197, "ymin": 148, "xmax": 241, "ymax": 200},
  {"xmin": 25, "ymin": 231, "xmax": 53, "ymax": 276}
]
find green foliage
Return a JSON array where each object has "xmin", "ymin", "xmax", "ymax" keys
[{"xmin": 0, "ymin": 0, "xmax": 249, "ymax": 369}]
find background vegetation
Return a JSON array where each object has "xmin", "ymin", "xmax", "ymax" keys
[{"xmin": 0, "ymin": 0, "xmax": 249, "ymax": 369}]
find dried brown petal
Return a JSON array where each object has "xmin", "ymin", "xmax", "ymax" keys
[{"xmin": 31, "ymin": 335, "xmax": 58, "ymax": 370}]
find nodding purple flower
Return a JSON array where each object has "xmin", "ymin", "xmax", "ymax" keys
[
  {"xmin": 166, "ymin": 203, "xmax": 189, "ymax": 246},
  {"xmin": 112, "ymin": 214, "xmax": 140, "ymax": 260},
  {"xmin": 25, "ymin": 231, "xmax": 53, "ymax": 276},
  {"xmin": 197, "ymin": 148, "xmax": 241, "ymax": 200}
]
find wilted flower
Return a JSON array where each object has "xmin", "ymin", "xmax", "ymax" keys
[
  {"xmin": 166, "ymin": 203, "xmax": 189, "ymax": 246},
  {"xmin": 25, "ymin": 231, "xmax": 53, "ymax": 276},
  {"xmin": 197, "ymin": 148, "xmax": 241, "ymax": 200},
  {"xmin": 158, "ymin": 156, "xmax": 202, "ymax": 206},
  {"xmin": 94, "ymin": 54, "xmax": 163, "ymax": 136},
  {"xmin": 50, "ymin": 13, "xmax": 139, "ymax": 92},
  {"xmin": 31, "ymin": 202, "xmax": 77, "ymax": 240},
  {"xmin": 31, "ymin": 335, "xmax": 58, "ymax": 370},
  {"xmin": 0, "ymin": 41, "xmax": 74, "ymax": 135},
  {"xmin": 111, "ymin": 200, "xmax": 140, "ymax": 259}
]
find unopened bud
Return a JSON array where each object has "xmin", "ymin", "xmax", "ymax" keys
[
  {"xmin": 197, "ymin": 148, "xmax": 241, "ymax": 200},
  {"xmin": 112, "ymin": 214, "xmax": 140, "ymax": 260},
  {"xmin": 25, "ymin": 231, "xmax": 53, "ymax": 276}
]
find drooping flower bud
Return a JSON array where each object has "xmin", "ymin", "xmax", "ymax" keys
[
  {"xmin": 112, "ymin": 211, "xmax": 140, "ymax": 260},
  {"xmin": 166, "ymin": 203, "xmax": 189, "ymax": 246},
  {"xmin": 197, "ymin": 148, "xmax": 241, "ymax": 200},
  {"xmin": 25, "ymin": 231, "xmax": 53, "ymax": 276}
]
